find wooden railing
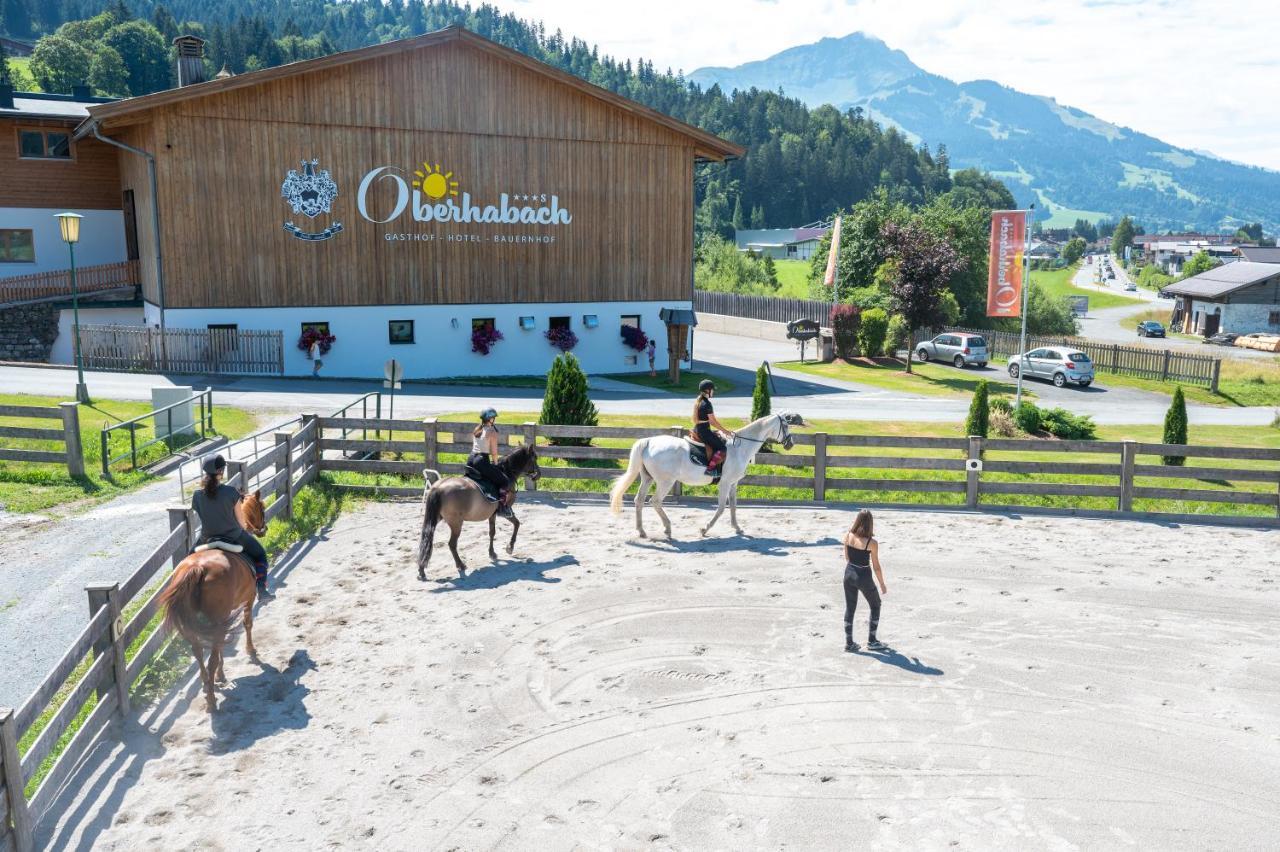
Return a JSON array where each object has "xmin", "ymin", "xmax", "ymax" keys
[
  {"xmin": 0, "ymin": 402, "xmax": 84, "ymax": 477},
  {"xmin": 313, "ymin": 419, "xmax": 1280, "ymax": 524},
  {"xmin": 79, "ymin": 325, "xmax": 285, "ymax": 375},
  {"xmin": 0, "ymin": 418, "xmax": 319, "ymax": 852},
  {"xmin": 695, "ymin": 290, "xmax": 834, "ymax": 325},
  {"xmin": 0, "ymin": 260, "xmax": 139, "ymax": 307}
]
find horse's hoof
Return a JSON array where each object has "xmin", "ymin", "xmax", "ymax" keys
[
  {"xmin": 637, "ymin": 530, "xmax": 647, "ymax": 539},
  {"xmin": 506, "ymin": 545, "xmax": 514, "ymax": 555},
  {"xmin": 417, "ymin": 571, "xmax": 426, "ymax": 582},
  {"xmin": 699, "ymin": 528, "xmax": 708, "ymax": 537}
]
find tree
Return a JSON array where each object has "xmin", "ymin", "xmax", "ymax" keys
[
  {"xmin": 731, "ymin": 195, "xmax": 745, "ymax": 232},
  {"xmin": 1072, "ymin": 218, "xmax": 1098, "ymax": 242},
  {"xmin": 89, "ymin": 46, "xmax": 129, "ymax": 97},
  {"xmin": 1180, "ymin": 250, "xmax": 1218, "ymax": 280},
  {"xmin": 0, "ymin": 40, "xmax": 12, "ymax": 88},
  {"xmin": 29, "ymin": 35, "xmax": 92, "ymax": 94},
  {"xmin": 965, "ymin": 380, "xmax": 990, "ymax": 438},
  {"xmin": 103, "ymin": 20, "xmax": 169, "ymax": 95},
  {"xmin": 749, "ymin": 204, "xmax": 765, "ymax": 229},
  {"xmin": 1161, "ymin": 386, "xmax": 1188, "ymax": 466},
  {"xmin": 1062, "ymin": 236, "xmax": 1086, "ymax": 265},
  {"xmin": 829, "ymin": 304, "xmax": 861, "ymax": 360},
  {"xmin": 540, "ymin": 353, "xmax": 598, "ymax": 447},
  {"xmin": 881, "ymin": 219, "xmax": 968, "ymax": 373},
  {"xmin": 761, "ymin": 254, "xmax": 778, "ymax": 289},
  {"xmin": 750, "ymin": 364, "xmax": 771, "ymax": 421},
  {"xmin": 950, "ymin": 168, "xmax": 1017, "ymax": 211},
  {"xmin": 151, "ymin": 5, "xmax": 179, "ymax": 41},
  {"xmin": 1111, "ymin": 216, "xmax": 1136, "ymax": 258},
  {"xmin": 857, "ymin": 307, "xmax": 888, "ymax": 358}
]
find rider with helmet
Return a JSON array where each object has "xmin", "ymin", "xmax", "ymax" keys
[
  {"xmin": 192, "ymin": 454, "xmax": 272, "ymax": 597},
  {"xmin": 693, "ymin": 379, "xmax": 735, "ymax": 475},
  {"xmin": 469, "ymin": 408, "xmax": 515, "ymax": 519}
]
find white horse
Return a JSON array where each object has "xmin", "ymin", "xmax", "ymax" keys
[{"xmin": 609, "ymin": 411, "xmax": 807, "ymax": 538}]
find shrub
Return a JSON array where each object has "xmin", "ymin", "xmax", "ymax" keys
[
  {"xmin": 1039, "ymin": 407, "xmax": 1097, "ymax": 440},
  {"xmin": 965, "ymin": 379, "xmax": 990, "ymax": 438},
  {"xmin": 751, "ymin": 363, "xmax": 771, "ymax": 421},
  {"xmin": 1162, "ymin": 386, "xmax": 1188, "ymax": 465},
  {"xmin": 540, "ymin": 353, "xmax": 598, "ymax": 447},
  {"xmin": 989, "ymin": 397, "xmax": 1013, "ymax": 416},
  {"xmin": 620, "ymin": 325, "xmax": 648, "ymax": 352},
  {"xmin": 990, "ymin": 410, "xmax": 1019, "ymax": 437},
  {"xmin": 544, "ymin": 326, "xmax": 578, "ymax": 352},
  {"xmin": 857, "ymin": 307, "xmax": 888, "ymax": 358},
  {"xmin": 885, "ymin": 314, "xmax": 910, "ymax": 356},
  {"xmin": 829, "ymin": 304, "xmax": 861, "ymax": 359},
  {"xmin": 1014, "ymin": 401, "xmax": 1041, "ymax": 434}
]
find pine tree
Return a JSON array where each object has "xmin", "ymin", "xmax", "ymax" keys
[
  {"xmin": 751, "ymin": 364, "xmax": 771, "ymax": 421},
  {"xmin": 0, "ymin": 41, "xmax": 13, "ymax": 89},
  {"xmin": 1162, "ymin": 386, "xmax": 1188, "ymax": 465},
  {"xmin": 731, "ymin": 195, "xmax": 745, "ymax": 232},
  {"xmin": 762, "ymin": 254, "xmax": 778, "ymax": 289},
  {"xmin": 965, "ymin": 380, "xmax": 989, "ymax": 438},
  {"xmin": 540, "ymin": 352, "xmax": 598, "ymax": 447}
]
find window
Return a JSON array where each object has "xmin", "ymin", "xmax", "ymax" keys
[
  {"xmin": 388, "ymin": 319, "xmax": 414, "ymax": 344},
  {"xmin": 549, "ymin": 316, "xmax": 570, "ymax": 331},
  {"xmin": 1270, "ymin": 311, "xmax": 1280, "ymax": 327},
  {"xmin": 0, "ymin": 229, "xmax": 34, "ymax": 263},
  {"xmin": 621, "ymin": 314, "xmax": 640, "ymax": 329},
  {"xmin": 18, "ymin": 129, "xmax": 72, "ymax": 160},
  {"xmin": 472, "ymin": 317, "xmax": 495, "ymax": 332},
  {"xmin": 301, "ymin": 321, "xmax": 330, "ymax": 337}
]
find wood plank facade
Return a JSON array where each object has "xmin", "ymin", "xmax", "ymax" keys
[
  {"xmin": 0, "ymin": 118, "xmax": 122, "ymax": 210},
  {"xmin": 87, "ymin": 30, "xmax": 740, "ymax": 311}
]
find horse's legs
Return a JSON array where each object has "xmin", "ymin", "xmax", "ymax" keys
[
  {"xmin": 633, "ymin": 470, "xmax": 651, "ymax": 538},
  {"xmin": 488, "ymin": 514, "xmax": 498, "ymax": 560},
  {"xmin": 730, "ymin": 485, "xmax": 743, "ymax": 534},
  {"xmin": 506, "ymin": 512, "xmax": 520, "ymax": 554},
  {"xmin": 447, "ymin": 519, "xmax": 466, "ymax": 575},
  {"xmin": 651, "ymin": 479, "xmax": 675, "ymax": 539},
  {"xmin": 190, "ymin": 638, "xmax": 216, "ymax": 711},
  {"xmin": 243, "ymin": 602, "xmax": 257, "ymax": 659},
  {"xmin": 212, "ymin": 632, "xmax": 228, "ymax": 684},
  {"xmin": 701, "ymin": 485, "xmax": 731, "ymax": 537}
]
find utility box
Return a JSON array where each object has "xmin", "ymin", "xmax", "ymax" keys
[
  {"xmin": 819, "ymin": 330, "xmax": 835, "ymax": 362},
  {"xmin": 152, "ymin": 386, "xmax": 196, "ymax": 439}
]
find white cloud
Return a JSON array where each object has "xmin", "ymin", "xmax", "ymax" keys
[{"xmin": 499, "ymin": 0, "xmax": 1280, "ymax": 169}]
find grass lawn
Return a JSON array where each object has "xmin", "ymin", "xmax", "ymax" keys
[
  {"xmin": 1035, "ymin": 263, "xmax": 1144, "ymax": 310},
  {"xmin": 778, "ymin": 358, "xmax": 1029, "ymax": 400},
  {"xmin": 603, "ymin": 370, "xmax": 735, "ymax": 395},
  {"xmin": 773, "ymin": 259, "xmax": 814, "ymax": 298},
  {"xmin": 0, "ymin": 393, "xmax": 259, "ymax": 514}
]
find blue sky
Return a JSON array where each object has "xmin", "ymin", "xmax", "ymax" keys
[{"xmin": 504, "ymin": 0, "xmax": 1280, "ymax": 171}]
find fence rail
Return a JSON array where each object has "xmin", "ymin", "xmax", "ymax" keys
[
  {"xmin": 99, "ymin": 389, "xmax": 215, "ymax": 478},
  {"xmin": 694, "ymin": 290, "xmax": 833, "ymax": 325},
  {"xmin": 79, "ymin": 325, "xmax": 284, "ymax": 375},
  {"xmin": 0, "ymin": 416, "xmax": 321, "ymax": 852},
  {"xmin": 944, "ymin": 326, "xmax": 1221, "ymax": 390},
  {"xmin": 0, "ymin": 260, "xmax": 139, "ymax": 307},
  {"xmin": 0, "ymin": 403, "xmax": 83, "ymax": 477}
]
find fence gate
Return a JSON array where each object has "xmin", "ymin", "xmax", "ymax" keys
[{"xmin": 79, "ymin": 324, "xmax": 284, "ymax": 375}]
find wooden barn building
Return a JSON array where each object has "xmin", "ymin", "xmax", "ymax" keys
[{"xmin": 67, "ymin": 27, "xmax": 741, "ymax": 378}]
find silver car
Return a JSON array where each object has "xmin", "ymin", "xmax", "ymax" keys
[
  {"xmin": 916, "ymin": 332, "xmax": 989, "ymax": 368},
  {"xmin": 1008, "ymin": 347, "xmax": 1095, "ymax": 388}
]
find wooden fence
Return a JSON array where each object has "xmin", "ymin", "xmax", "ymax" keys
[
  {"xmin": 314, "ymin": 419, "xmax": 1280, "ymax": 524},
  {"xmin": 79, "ymin": 325, "xmax": 284, "ymax": 375},
  {"xmin": 0, "ymin": 418, "xmax": 318, "ymax": 852},
  {"xmin": 945, "ymin": 326, "xmax": 1221, "ymax": 390},
  {"xmin": 0, "ymin": 260, "xmax": 139, "ymax": 308},
  {"xmin": 0, "ymin": 402, "xmax": 83, "ymax": 477},
  {"xmin": 694, "ymin": 290, "xmax": 834, "ymax": 325}
]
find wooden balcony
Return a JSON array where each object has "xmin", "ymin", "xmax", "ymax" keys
[{"xmin": 0, "ymin": 259, "xmax": 140, "ymax": 308}]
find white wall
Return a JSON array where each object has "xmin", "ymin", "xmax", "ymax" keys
[
  {"xmin": 49, "ymin": 305, "xmax": 145, "ymax": 364},
  {"xmin": 0, "ymin": 208, "xmax": 126, "ymax": 278},
  {"xmin": 160, "ymin": 300, "xmax": 685, "ymax": 379},
  {"xmin": 1221, "ymin": 301, "xmax": 1280, "ymax": 334}
]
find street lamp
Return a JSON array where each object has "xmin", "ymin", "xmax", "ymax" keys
[{"xmin": 55, "ymin": 212, "xmax": 89, "ymax": 403}]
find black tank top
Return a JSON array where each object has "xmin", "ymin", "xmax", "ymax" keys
[{"xmin": 844, "ymin": 538, "xmax": 871, "ymax": 569}]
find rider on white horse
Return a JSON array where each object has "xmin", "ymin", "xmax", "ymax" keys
[{"xmin": 692, "ymin": 378, "xmax": 734, "ymax": 475}]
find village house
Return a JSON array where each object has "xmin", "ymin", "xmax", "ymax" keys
[
  {"xmin": 734, "ymin": 225, "xmax": 829, "ymax": 260},
  {"xmin": 1164, "ymin": 261, "xmax": 1280, "ymax": 337}
]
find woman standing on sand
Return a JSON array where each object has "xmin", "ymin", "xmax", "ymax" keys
[{"xmin": 842, "ymin": 509, "xmax": 887, "ymax": 652}]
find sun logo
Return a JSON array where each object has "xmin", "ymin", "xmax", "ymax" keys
[{"xmin": 412, "ymin": 163, "xmax": 458, "ymax": 200}]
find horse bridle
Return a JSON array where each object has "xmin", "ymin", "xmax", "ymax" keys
[{"xmin": 731, "ymin": 414, "xmax": 795, "ymax": 451}]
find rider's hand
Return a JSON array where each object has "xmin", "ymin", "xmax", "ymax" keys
[{"xmin": 879, "ymin": 583, "xmax": 888, "ymax": 595}]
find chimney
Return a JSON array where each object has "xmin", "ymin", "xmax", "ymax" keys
[
  {"xmin": 174, "ymin": 35, "xmax": 207, "ymax": 87},
  {"xmin": 0, "ymin": 84, "xmax": 13, "ymax": 110},
  {"xmin": 71, "ymin": 84, "xmax": 91, "ymax": 100}
]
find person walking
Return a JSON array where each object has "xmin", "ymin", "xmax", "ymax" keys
[
  {"xmin": 308, "ymin": 339, "xmax": 323, "ymax": 378},
  {"xmin": 192, "ymin": 454, "xmax": 272, "ymax": 597},
  {"xmin": 647, "ymin": 339, "xmax": 657, "ymax": 376},
  {"xmin": 842, "ymin": 509, "xmax": 887, "ymax": 652},
  {"xmin": 468, "ymin": 408, "xmax": 515, "ymax": 519}
]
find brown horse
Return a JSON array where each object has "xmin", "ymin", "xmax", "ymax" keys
[
  {"xmin": 160, "ymin": 489, "xmax": 267, "ymax": 712},
  {"xmin": 417, "ymin": 443, "xmax": 541, "ymax": 579}
]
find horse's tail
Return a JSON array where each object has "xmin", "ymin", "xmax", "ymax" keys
[
  {"xmin": 418, "ymin": 481, "xmax": 444, "ymax": 573},
  {"xmin": 160, "ymin": 560, "xmax": 237, "ymax": 647},
  {"xmin": 610, "ymin": 438, "xmax": 648, "ymax": 514}
]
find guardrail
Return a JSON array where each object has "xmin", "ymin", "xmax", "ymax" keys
[
  {"xmin": 0, "ymin": 417, "xmax": 320, "ymax": 852},
  {"xmin": 312, "ymin": 419, "xmax": 1280, "ymax": 523},
  {"xmin": 79, "ymin": 325, "xmax": 284, "ymax": 375},
  {"xmin": 0, "ymin": 260, "xmax": 139, "ymax": 308},
  {"xmin": 0, "ymin": 402, "xmax": 83, "ymax": 478},
  {"xmin": 99, "ymin": 389, "xmax": 214, "ymax": 478}
]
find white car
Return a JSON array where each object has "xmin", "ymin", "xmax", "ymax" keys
[
  {"xmin": 1124, "ymin": 282, "xmax": 1137, "ymax": 292},
  {"xmin": 1008, "ymin": 347, "xmax": 1096, "ymax": 388}
]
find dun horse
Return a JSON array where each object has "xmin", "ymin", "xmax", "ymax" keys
[
  {"xmin": 417, "ymin": 443, "xmax": 541, "ymax": 579},
  {"xmin": 160, "ymin": 490, "xmax": 267, "ymax": 712}
]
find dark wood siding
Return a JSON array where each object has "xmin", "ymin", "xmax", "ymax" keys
[
  {"xmin": 1226, "ymin": 275, "xmax": 1280, "ymax": 305},
  {"xmin": 0, "ymin": 118, "xmax": 122, "ymax": 209}
]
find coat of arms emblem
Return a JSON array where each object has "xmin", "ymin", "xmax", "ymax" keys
[{"xmin": 281, "ymin": 159, "xmax": 343, "ymax": 241}]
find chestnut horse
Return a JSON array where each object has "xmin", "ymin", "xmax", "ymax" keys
[{"xmin": 160, "ymin": 489, "xmax": 267, "ymax": 712}]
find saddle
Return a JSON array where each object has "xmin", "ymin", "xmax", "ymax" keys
[
  {"xmin": 685, "ymin": 434, "xmax": 722, "ymax": 484},
  {"xmin": 194, "ymin": 539, "xmax": 243, "ymax": 553},
  {"xmin": 463, "ymin": 466, "xmax": 503, "ymax": 503}
]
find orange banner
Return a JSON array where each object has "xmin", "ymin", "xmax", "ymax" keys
[
  {"xmin": 823, "ymin": 216, "xmax": 842, "ymax": 288},
  {"xmin": 986, "ymin": 210, "xmax": 1026, "ymax": 317}
]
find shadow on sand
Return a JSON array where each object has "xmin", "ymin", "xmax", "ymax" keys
[
  {"xmin": 429, "ymin": 554, "xmax": 579, "ymax": 591},
  {"xmin": 627, "ymin": 534, "xmax": 839, "ymax": 558},
  {"xmin": 850, "ymin": 645, "xmax": 944, "ymax": 676},
  {"xmin": 207, "ymin": 649, "xmax": 315, "ymax": 753}
]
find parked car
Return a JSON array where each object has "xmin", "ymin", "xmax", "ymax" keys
[
  {"xmin": 1124, "ymin": 282, "xmax": 1137, "ymax": 291},
  {"xmin": 1205, "ymin": 332, "xmax": 1238, "ymax": 346},
  {"xmin": 1137, "ymin": 320, "xmax": 1166, "ymax": 338},
  {"xmin": 1157, "ymin": 289, "xmax": 1174, "ymax": 299},
  {"xmin": 1107, "ymin": 271, "xmax": 1116, "ymax": 279},
  {"xmin": 915, "ymin": 332, "xmax": 989, "ymax": 368},
  {"xmin": 1008, "ymin": 347, "xmax": 1095, "ymax": 387}
]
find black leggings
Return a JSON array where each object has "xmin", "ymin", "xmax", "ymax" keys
[
  {"xmin": 843, "ymin": 564, "xmax": 880, "ymax": 643},
  {"xmin": 467, "ymin": 453, "xmax": 510, "ymax": 491},
  {"xmin": 695, "ymin": 425, "xmax": 726, "ymax": 455}
]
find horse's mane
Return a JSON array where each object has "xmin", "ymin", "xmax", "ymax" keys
[{"xmin": 497, "ymin": 443, "xmax": 533, "ymax": 473}]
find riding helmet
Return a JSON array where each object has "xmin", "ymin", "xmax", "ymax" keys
[
  {"xmin": 698, "ymin": 379, "xmax": 716, "ymax": 393},
  {"xmin": 480, "ymin": 407, "xmax": 499, "ymax": 422},
  {"xmin": 201, "ymin": 454, "xmax": 227, "ymax": 476}
]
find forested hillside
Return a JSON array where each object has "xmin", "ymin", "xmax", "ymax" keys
[{"xmin": 1, "ymin": 0, "xmax": 997, "ymax": 239}]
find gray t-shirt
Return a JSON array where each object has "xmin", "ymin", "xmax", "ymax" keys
[{"xmin": 192, "ymin": 483, "xmax": 243, "ymax": 541}]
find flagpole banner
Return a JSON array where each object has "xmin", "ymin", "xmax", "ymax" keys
[
  {"xmin": 986, "ymin": 210, "xmax": 1026, "ymax": 317},
  {"xmin": 823, "ymin": 215, "xmax": 842, "ymax": 288}
]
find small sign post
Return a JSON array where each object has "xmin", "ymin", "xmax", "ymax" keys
[
  {"xmin": 383, "ymin": 358, "xmax": 403, "ymax": 420},
  {"xmin": 786, "ymin": 318, "xmax": 821, "ymax": 362}
]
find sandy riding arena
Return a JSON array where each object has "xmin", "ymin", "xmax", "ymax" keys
[{"xmin": 41, "ymin": 499, "xmax": 1280, "ymax": 849}]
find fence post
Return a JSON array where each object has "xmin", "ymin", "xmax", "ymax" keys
[
  {"xmin": 1160, "ymin": 349, "xmax": 1171, "ymax": 382},
  {"xmin": 0, "ymin": 707, "xmax": 34, "ymax": 852},
  {"xmin": 60, "ymin": 401, "xmax": 84, "ymax": 478},
  {"xmin": 225, "ymin": 459, "xmax": 246, "ymax": 492},
  {"xmin": 274, "ymin": 432, "xmax": 293, "ymax": 519},
  {"xmin": 669, "ymin": 426, "xmax": 684, "ymax": 498},
  {"xmin": 813, "ymin": 432, "xmax": 827, "ymax": 502},
  {"xmin": 100, "ymin": 427, "xmax": 110, "ymax": 479},
  {"xmin": 422, "ymin": 417, "xmax": 438, "ymax": 474},
  {"xmin": 966, "ymin": 436, "xmax": 983, "ymax": 508},
  {"xmin": 85, "ymin": 583, "xmax": 130, "ymax": 715},
  {"xmin": 1119, "ymin": 441, "xmax": 1136, "ymax": 513},
  {"xmin": 1210, "ymin": 359, "xmax": 1221, "ymax": 394},
  {"xmin": 521, "ymin": 422, "xmax": 538, "ymax": 491},
  {"xmin": 1111, "ymin": 344, "xmax": 1119, "ymax": 375},
  {"xmin": 168, "ymin": 507, "xmax": 193, "ymax": 569}
]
